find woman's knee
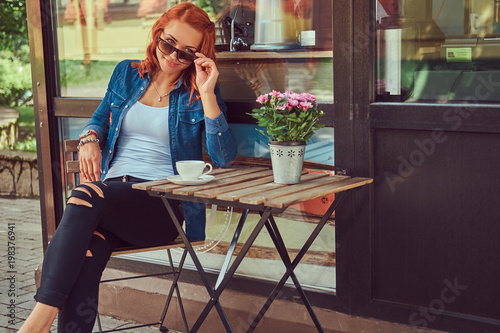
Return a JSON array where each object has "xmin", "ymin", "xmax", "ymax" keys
[
  {"xmin": 86, "ymin": 231, "xmax": 106, "ymax": 257},
  {"xmin": 82, "ymin": 232, "xmax": 115, "ymax": 272}
]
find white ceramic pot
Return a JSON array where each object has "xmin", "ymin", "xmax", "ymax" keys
[{"xmin": 269, "ymin": 141, "xmax": 306, "ymax": 184}]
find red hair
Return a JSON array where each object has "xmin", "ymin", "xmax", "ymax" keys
[{"xmin": 132, "ymin": 2, "xmax": 216, "ymax": 101}]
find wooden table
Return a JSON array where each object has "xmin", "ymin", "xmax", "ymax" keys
[{"xmin": 133, "ymin": 167, "xmax": 372, "ymax": 332}]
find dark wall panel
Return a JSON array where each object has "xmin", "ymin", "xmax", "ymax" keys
[{"xmin": 373, "ymin": 129, "xmax": 500, "ymax": 321}]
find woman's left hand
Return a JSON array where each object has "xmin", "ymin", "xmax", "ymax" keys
[{"xmin": 194, "ymin": 53, "xmax": 218, "ymax": 94}]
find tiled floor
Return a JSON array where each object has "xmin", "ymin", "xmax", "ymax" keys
[{"xmin": 0, "ymin": 197, "xmax": 170, "ymax": 332}]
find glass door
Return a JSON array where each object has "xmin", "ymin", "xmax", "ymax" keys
[{"xmin": 376, "ymin": 0, "xmax": 500, "ymax": 103}]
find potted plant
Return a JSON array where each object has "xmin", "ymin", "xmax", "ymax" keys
[{"xmin": 249, "ymin": 90, "xmax": 324, "ymax": 184}]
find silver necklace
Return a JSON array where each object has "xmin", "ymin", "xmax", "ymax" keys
[{"xmin": 151, "ymin": 81, "xmax": 170, "ymax": 102}]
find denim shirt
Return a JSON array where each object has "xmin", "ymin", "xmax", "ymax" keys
[{"xmin": 83, "ymin": 59, "xmax": 238, "ymax": 240}]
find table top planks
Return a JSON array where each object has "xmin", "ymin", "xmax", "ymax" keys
[
  {"xmin": 132, "ymin": 166, "xmax": 373, "ymax": 209},
  {"xmin": 171, "ymin": 168, "xmax": 273, "ymax": 196},
  {"xmin": 236, "ymin": 173, "xmax": 335, "ymax": 205},
  {"xmin": 264, "ymin": 177, "xmax": 374, "ymax": 208}
]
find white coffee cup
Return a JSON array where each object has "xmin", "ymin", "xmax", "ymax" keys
[{"xmin": 176, "ymin": 160, "xmax": 213, "ymax": 180}]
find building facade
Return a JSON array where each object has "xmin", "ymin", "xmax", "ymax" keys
[{"xmin": 27, "ymin": 0, "xmax": 500, "ymax": 332}]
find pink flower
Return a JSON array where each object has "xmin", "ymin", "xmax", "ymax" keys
[
  {"xmin": 250, "ymin": 90, "xmax": 324, "ymax": 142},
  {"xmin": 287, "ymin": 99, "xmax": 299, "ymax": 107},
  {"xmin": 300, "ymin": 101, "xmax": 313, "ymax": 111},
  {"xmin": 270, "ymin": 90, "xmax": 281, "ymax": 97},
  {"xmin": 285, "ymin": 91, "xmax": 300, "ymax": 100},
  {"xmin": 256, "ymin": 94, "xmax": 269, "ymax": 104},
  {"xmin": 301, "ymin": 93, "xmax": 316, "ymax": 102}
]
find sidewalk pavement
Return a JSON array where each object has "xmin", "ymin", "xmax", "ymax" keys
[{"xmin": 0, "ymin": 197, "xmax": 166, "ymax": 332}]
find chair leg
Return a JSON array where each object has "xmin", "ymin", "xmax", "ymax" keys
[
  {"xmin": 96, "ymin": 311, "xmax": 103, "ymax": 333},
  {"xmin": 92, "ymin": 246, "xmax": 191, "ymax": 332},
  {"xmin": 175, "ymin": 278, "xmax": 189, "ymax": 333},
  {"xmin": 158, "ymin": 248, "xmax": 190, "ymax": 332},
  {"xmin": 94, "ymin": 252, "xmax": 181, "ymax": 333}
]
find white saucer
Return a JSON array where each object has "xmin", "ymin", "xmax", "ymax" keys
[{"xmin": 167, "ymin": 174, "xmax": 214, "ymax": 185}]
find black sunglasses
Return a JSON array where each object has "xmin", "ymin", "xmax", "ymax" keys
[{"xmin": 157, "ymin": 37, "xmax": 197, "ymax": 64}]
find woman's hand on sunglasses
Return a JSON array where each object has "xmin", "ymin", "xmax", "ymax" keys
[{"xmin": 194, "ymin": 52, "xmax": 219, "ymax": 95}]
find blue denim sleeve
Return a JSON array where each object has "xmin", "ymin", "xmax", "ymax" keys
[
  {"xmin": 204, "ymin": 86, "xmax": 237, "ymax": 168},
  {"xmin": 83, "ymin": 91, "xmax": 111, "ymax": 147},
  {"xmin": 82, "ymin": 60, "xmax": 128, "ymax": 145}
]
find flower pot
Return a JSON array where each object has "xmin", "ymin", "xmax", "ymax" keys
[{"xmin": 269, "ymin": 141, "xmax": 306, "ymax": 184}]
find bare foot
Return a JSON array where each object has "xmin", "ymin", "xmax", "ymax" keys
[{"xmin": 18, "ymin": 302, "xmax": 58, "ymax": 333}]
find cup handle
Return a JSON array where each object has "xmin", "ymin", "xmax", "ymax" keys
[{"xmin": 202, "ymin": 163, "xmax": 213, "ymax": 175}]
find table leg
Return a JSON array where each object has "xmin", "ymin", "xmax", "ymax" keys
[
  {"xmin": 161, "ymin": 197, "xmax": 232, "ymax": 332},
  {"xmin": 248, "ymin": 191, "xmax": 347, "ymax": 333},
  {"xmin": 258, "ymin": 215, "xmax": 325, "ymax": 332},
  {"xmin": 159, "ymin": 248, "xmax": 189, "ymax": 332},
  {"xmin": 191, "ymin": 207, "xmax": 274, "ymax": 332},
  {"xmin": 162, "ymin": 197, "xmax": 273, "ymax": 332}
]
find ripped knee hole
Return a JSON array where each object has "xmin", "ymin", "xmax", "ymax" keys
[
  {"xmin": 93, "ymin": 231, "xmax": 106, "ymax": 241},
  {"xmin": 69, "ymin": 183, "xmax": 106, "ymax": 207},
  {"xmin": 73, "ymin": 186, "xmax": 92, "ymax": 197},
  {"xmin": 86, "ymin": 183, "xmax": 104, "ymax": 198},
  {"xmin": 67, "ymin": 197, "xmax": 92, "ymax": 208},
  {"xmin": 85, "ymin": 232, "xmax": 107, "ymax": 257}
]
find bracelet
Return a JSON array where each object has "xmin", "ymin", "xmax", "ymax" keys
[
  {"xmin": 79, "ymin": 129, "xmax": 98, "ymax": 140},
  {"xmin": 77, "ymin": 137, "xmax": 100, "ymax": 151}
]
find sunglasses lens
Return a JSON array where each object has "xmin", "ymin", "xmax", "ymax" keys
[
  {"xmin": 158, "ymin": 38, "xmax": 196, "ymax": 64},
  {"xmin": 158, "ymin": 39, "xmax": 175, "ymax": 55},
  {"xmin": 178, "ymin": 52, "xmax": 195, "ymax": 63}
]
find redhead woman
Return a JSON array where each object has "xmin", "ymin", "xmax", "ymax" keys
[{"xmin": 19, "ymin": 3, "xmax": 237, "ymax": 332}]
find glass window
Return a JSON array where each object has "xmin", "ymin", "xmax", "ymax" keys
[
  {"xmin": 56, "ymin": 0, "xmax": 148, "ymax": 97},
  {"xmin": 376, "ymin": 0, "xmax": 500, "ymax": 103},
  {"xmin": 56, "ymin": 0, "xmax": 333, "ymax": 102},
  {"xmin": 56, "ymin": 0, "xmax": 335, "ymax": 293}
]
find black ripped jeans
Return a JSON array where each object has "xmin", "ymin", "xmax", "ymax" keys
[{"xmin": 34, "ymin": 180, "xmax": 180, "ymax": 333}]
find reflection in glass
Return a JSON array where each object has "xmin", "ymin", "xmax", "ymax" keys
[
  {"xmin": 56, "ymin": 0, "xmax": 332, "ymax": 102},
  {"xmin": 57, "ymin": 0, "xmax": 159, "ymax": 97},
  {"xmin": 215, "ymin": 0, "xmax": 333, "ymax": 102},
  {"xmin": 376, "ymin": 0, "xmax": 500, "ymax": 103}
]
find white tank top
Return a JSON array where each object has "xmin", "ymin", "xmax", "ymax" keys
[{"xmin": 105, "ymin": 101, "xmax": 174, "ymax": 181}]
